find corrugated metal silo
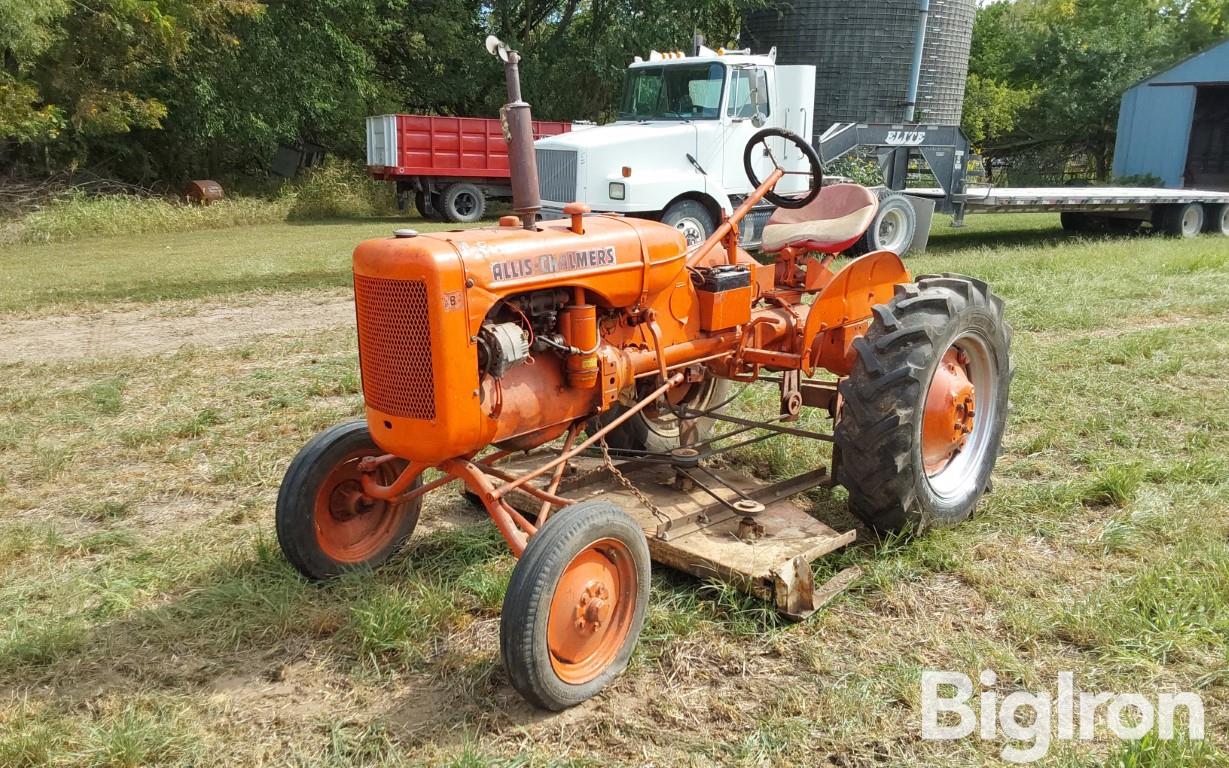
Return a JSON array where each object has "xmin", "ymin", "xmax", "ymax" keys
[{"xmin": 743, "ymin": 0, "xmax": 976, "ymax": 140}]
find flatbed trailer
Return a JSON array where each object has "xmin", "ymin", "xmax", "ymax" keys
[{"xmin": 819, "ymin": 123, "xmax": 1229, "ymax": 243}]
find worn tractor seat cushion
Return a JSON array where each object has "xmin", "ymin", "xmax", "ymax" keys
[{"xmin": 761, "ymin": 183, "xmax": 879, "ymax": 254}]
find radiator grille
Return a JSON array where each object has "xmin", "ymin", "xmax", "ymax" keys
[
  {"xmin": 536, "ymin": 148, "xmax": 578, "ymax": 204},
  {"xmin": 353, "ymin": 275, "xmax": 436, "ymax": 420}
]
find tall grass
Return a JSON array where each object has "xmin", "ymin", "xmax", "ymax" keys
[
  {"xmin": 286, "ymin": 159, "xmax": 397, "ymax": 220},
  {"xmin": 2, "ymin": 192, "xmax": 292, "ymax": 246},
  {"xmin": 0, "ymin": 159, "xmax": 400, "ymax": 247}
]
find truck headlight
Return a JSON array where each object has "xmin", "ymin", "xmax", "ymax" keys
[{"xmin": 608, "ymin": 182, "xmax": 626, "ymax": 200}]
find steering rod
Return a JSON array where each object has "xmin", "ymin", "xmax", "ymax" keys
[{"xmin": 687, "ymin": 166, "xmax": 785, "ymax": 268}]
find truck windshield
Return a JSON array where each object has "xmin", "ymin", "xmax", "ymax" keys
[{"xmin": 618, "ymin": 63, "xmax": 725, "ymax": 121}]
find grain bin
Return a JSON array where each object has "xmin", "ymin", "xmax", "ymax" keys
[{"xmin": 743, "ymin": 0, "xmax": 976, "ymax": 140}]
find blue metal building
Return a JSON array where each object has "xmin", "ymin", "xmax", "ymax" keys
[{"xmin": 1114, "ymin": 39, "xmax": 1229, "ymax": 190}]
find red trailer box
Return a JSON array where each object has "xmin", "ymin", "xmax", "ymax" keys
[{"xmin": 366, "ymin": 114, "xmax": 573, "ymax": 223}]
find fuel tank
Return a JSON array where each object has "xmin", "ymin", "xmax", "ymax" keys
[{"xmin": 351, "ymin": 215, "xmax": 687, "ymax": 465}]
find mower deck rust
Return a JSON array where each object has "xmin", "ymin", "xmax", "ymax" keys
[{"xmin": 501, "ymin": 453, "xmax": 861, "ymax": 620}]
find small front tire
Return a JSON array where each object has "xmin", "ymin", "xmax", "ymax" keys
[
  {"xmin": 276, "ymin": 420, "xmax": 422, "ymax": 581},
  {"xmin": 500, "ymin": 501, "xmax": 650, "ymax": 710}
]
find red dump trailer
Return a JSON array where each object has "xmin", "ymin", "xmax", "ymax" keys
[{"xmin": 366, "ymin": 114, "xmax": 576, "ymax": 222}]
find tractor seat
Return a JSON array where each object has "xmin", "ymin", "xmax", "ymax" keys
[{"xmin": 761, "ymin": 183, "xmax": 879, "ymax": 254}]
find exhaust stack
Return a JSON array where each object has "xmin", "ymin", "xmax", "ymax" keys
[{"xmin": 486, "ymin": 36, "xmax": 542, "ymax": 230}]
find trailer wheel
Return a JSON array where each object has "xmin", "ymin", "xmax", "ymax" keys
[
  {"xmin": 439, "ymin": 183, "xmax": 486, "ymax": 223},
  {"xmin": 591, "ymin": 376, "xmax": 731, "ymax": 454},
  {"xmin": 276, "ymin": 420, "xmax": 421, "ymax": 580},
  {"xmin": 661, "ymin": 199, "xmax": 715, "ymax": 247},
  {"xmin": 1060, "ymin": 212, "xmax": 1096, "ymax": 233},
  {"xmin": 835, "ymin": 275, "xmax": 1012, "ymax": 533},
  {"xmin": 500, "ymin": 500, "xmax": 650, "ymax": 710},
  {"xmin": 851, "ymin": 191, "xmax": 917, "ymax": 257},
  {"xmin": 1204, "ymin": 204, "xmax": 1229, "ymax": 236},
  {"xmin": 1155, "ymin": 203, "xmax": 1204, "ymax": 238}
]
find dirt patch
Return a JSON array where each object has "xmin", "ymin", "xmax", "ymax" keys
[{"xmin": 0, "ymin": 290, "xmax": 354, "ymax": 364}]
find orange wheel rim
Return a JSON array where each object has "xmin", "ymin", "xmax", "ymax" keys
[
  {"xmin": 546, "ymin": 538, "xmax": 637, "ymax": 685},
  {"xmin": 921, "ymin": 347, "xmax": 977, "ymax": 476},
  {"xmin": 313, "ymin": 450, "xmax": 406, "ymax": 563}
]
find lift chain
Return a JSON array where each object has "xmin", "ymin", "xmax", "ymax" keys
[{"xmin": 598, "ymin": 438, "xmax": 672, "ymax": 526}]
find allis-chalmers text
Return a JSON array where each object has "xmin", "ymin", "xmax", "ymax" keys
[{"xmin": 489, "ymin": 247, "xmax": 617, "ymax": 282}]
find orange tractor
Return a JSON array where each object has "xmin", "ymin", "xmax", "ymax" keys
[{"xmin": 276, "ymin": 38, "xmax": 1012, "ymax": 710}]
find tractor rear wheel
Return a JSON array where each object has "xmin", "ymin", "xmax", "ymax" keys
[
  {"xmin": 276, "ymin": 420, "xmax": 421, "ymax": 580},
  {"xmin": 592, "ymin": 376, "xmax": 731, "ymax": 454},
  {"xmin": 500, "ymin": 500, "xmax": 650, "ymax": 710},
  {"xmin": 835, "ymin": 275, "xmax": 1012, "ymax": 533}
]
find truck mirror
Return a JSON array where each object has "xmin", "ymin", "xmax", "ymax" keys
[{"xmin": 750, "ymin": 69, "xmax": 767, "ymax": 127}]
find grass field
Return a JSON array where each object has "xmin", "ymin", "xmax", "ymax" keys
[{"xmin": 1, "ymin": 213, "xmax": 1227, "ymax": 766}]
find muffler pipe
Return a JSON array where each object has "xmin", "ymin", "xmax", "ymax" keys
[{"xmin": 486, "ymin": 36, "xmax": 541, "ymax": 229}]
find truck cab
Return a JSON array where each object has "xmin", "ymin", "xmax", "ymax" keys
[{"xmin": 534, "ymin": 46, "xmax": 816, "ymax": 246}]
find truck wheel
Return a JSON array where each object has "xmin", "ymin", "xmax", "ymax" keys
[
  {"xmin": 500, "ymin": 500, "xmax": 650, "ymax": 710},
  {"xmin": 1204, "ymin": 204, "xmax": 1229, "ymax": 236},
  {"xmin": 851, "ymin": 191, "xmax": 917, "ymax": 257},
  {"xmin": 591, "ymin": 376, "xmax": 731, "ymax": 454},
  {"xmin": 835, "ymin": 275, "xmax": 1013, "ymax": 533},
  {"xmin": 440, "ymin": 183, "xmax": 486, "ymax": 223},
  {"xmin": 276, "ymin": 420, "xmax": 421, "ymax": 580},
  {"xmin": 1154, "ymin": 203, "xmax": 1204, "ymax": 238},
  {"xmin": 661, "ymin": 200, "xmax": 715, "ymax": 247}
]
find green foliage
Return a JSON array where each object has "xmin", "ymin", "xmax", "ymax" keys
[
  {"xmin": 965, "ymin": 0, "xmax": 1229, "ymax": 179},
  {"xmin": 1, "ymin": 0, "xmax": 766, "ymax": 182},
  {"xmin": 827, "ymin": 156, "xmax": 883, "ymax": 187},
  {"xmin": 1112, "ymin": 173, "xmax": 1165, "ymax": 187},
  {"xmin": 2, "ymin": 192, "xmax": 290, "ymax": 246},
  {"xmin": 961, "ymin": 73, "xmax": 1034, "ymax": 148},
  {"xmin": 286, "ymin": 159, "xmax": 396, "ymax": 221}
]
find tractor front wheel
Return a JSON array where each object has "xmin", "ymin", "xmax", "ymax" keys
[
  {"xmin": 276, "ymin": 420, "xmax": 422, "ymax": 580},
  {"xmin": 835, "ymin": 275, "xmax": 1012, "ymax": 533},
  {"xmin": 500, "ymin": 500, "xmax": 650, "ymax": 710}
]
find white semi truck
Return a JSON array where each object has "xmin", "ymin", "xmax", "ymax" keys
[{"xmin": 534, "ymin": 46, "xmax": 819, "ymax": 249}]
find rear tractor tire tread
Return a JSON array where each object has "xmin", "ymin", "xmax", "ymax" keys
[{"xmin": 835, "ymin": 274, "xmax": 1013, "ymax": 533}]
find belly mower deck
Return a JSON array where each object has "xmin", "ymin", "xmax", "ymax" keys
[{"xmin": 502, "ymin": 449, "xmax": 860, "ymax": 620}]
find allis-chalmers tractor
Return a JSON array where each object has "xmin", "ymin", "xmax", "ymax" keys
[{"xmin": 276, "ymin": 38, "xmax": 1012, "ymax": 710}]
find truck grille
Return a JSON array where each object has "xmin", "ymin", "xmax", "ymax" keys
[
  {"xmin": 353, "ymin": 275, "xmax": 436, "ymax": 420},
  {"xmin": 536, "ymin": 148, "xmax": 577, "ymax": 204}
]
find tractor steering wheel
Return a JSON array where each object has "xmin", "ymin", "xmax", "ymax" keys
[{"xmin": 743, "ymin": 128, "xmax": 824, "ymax": 209}]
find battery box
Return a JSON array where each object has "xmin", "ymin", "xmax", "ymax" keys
[{"xmin": 694, "ymin": 265, "xmax": 753, "ymax": 331}]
